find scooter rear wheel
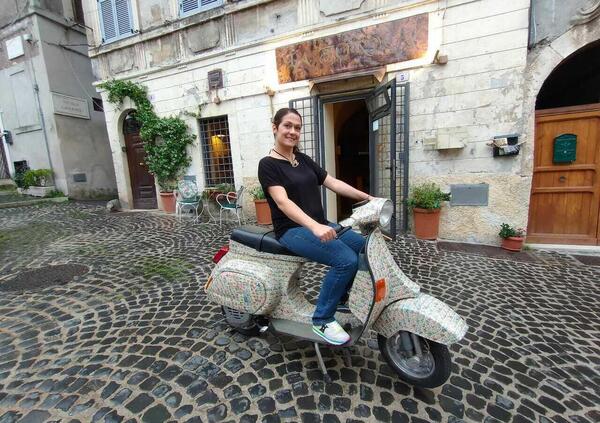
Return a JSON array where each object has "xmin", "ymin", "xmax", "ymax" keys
[
  {"xmin": 378, "ymin": 332, "xmax": 451, "ymax": 388},
  {"xmin": 222, "ymin": 306, "xmax": 260, "ymax": 336}
]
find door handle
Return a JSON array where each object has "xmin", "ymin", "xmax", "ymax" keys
[
  {"xmin": 559, "ymin": 176, "xmax": 567, "ymax": 182},
  {"xmin": 139, "ymin": 162, "xmax": 145, "ymax": 166}
]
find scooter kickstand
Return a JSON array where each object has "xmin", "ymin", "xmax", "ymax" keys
[{"xmin": 314, "ymin": 343, "xmax": 331, "ymax": 384}]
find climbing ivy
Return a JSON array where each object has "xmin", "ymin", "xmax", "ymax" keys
[{"xmin": 99, "ymin": 80, "xmax": 195, "ymax": 191}]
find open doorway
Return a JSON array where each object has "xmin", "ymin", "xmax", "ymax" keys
[{"xmin": 323, "ymin": 99, "xmax": 369, "ymax": 222}]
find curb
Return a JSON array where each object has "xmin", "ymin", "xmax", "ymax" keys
[{"xmin": 0, "ymin": 197, "xmax": 69, "ymax": 209}]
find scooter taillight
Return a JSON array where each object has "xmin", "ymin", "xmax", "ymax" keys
[{"xmin": 212, "ymin": 245, "xmax": 229, "ymax": 263}]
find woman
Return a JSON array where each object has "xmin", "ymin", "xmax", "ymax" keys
[{"xmin": 258, "ymin": 108, "xmax": 372, "ymax": 345}]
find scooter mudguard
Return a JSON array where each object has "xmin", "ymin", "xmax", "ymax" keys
[{"xmin": 372, "ymin": 293, "xmax": 468, "ymax": 345}]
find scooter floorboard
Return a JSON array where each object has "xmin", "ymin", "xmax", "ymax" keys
[{"xmin": 270, "ymin": 319, "xmax": 363, "ymax": 347}]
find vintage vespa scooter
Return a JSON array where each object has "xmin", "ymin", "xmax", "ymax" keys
[{"xmin": 205, "ymin": 198, "xmax": 468, "ymax": 387}]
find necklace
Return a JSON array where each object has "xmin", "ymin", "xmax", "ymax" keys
[{"xmin": 272, "ymin": 149, "xmax": 299, "ymax": 167}]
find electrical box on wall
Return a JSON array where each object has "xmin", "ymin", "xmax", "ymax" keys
[{"xmin": 423, "ymin": 127, "xmax": 467, "ymax": 150}]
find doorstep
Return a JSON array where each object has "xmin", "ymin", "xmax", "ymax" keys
[{"xmin": 437, "ymin": 240, "xmax": 538, "ymax": 263}]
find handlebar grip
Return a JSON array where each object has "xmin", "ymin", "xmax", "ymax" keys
[{"xmin": 336, "ymin": 226, "xmax": 352, "ymax": 238}]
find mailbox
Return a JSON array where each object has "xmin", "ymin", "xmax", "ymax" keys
[{"xmin": 553, "ymin": 134, "xmax": 577, "ymax": 164}]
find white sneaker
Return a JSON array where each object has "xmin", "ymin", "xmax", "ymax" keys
[{"xmin": 312, "ymin": 321, "xmax": 350, "ymax": 345}]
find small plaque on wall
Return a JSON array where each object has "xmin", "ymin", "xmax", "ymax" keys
[
  {"xmin": 450, "ymin": 184, "xmax": 489, "ymax": 206},
  {"xmin": 553, "ymin": 134, "xmax": 577, "ymax": 163},
  {"xmin": 52, "ymin": 92, "xmax": 90, "ymax": 119}
]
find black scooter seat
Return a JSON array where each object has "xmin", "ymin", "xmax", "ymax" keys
[{"xmin": 231, "ymin": 225, "xmax": 297, "ymax": 256}]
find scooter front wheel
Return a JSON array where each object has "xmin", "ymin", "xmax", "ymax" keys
[
  {"xmin": 378, "ymin": 332, "xmax": 451, "ymax": 388},
  {"xmin": 222, "ymin": 306, "xmax": 261, "ymax": 336}
]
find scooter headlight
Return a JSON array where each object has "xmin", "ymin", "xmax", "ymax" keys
[{"xmin": 379, "ymin": 200, "xmax": 394, "ymax": 228}]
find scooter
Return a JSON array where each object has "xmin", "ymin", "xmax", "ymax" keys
[{"xmin": 205, "ymin": 198, "xmax": 468, "ymax": 387}]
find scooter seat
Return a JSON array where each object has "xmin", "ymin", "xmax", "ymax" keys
[{"xmin": 231, "ymin": 225, "xmax": 298, "ymax": 256}]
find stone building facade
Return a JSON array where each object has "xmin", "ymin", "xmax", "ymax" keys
[
  {"xmin": 0, "ymin": 0, "xmax": 117, "ymax": 198},
  {"xmin": 82, "ymin": 0, "xmax": 600, "ymax": 245}
]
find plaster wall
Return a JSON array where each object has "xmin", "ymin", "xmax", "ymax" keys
[
  {"xmin": 529, "ymin": 0, "xmax": 594, "ymax": 47},
  {"xmin": 0, "ymin": 15, "xmax": 56, "ymax": 174},
  {"xmin": 38, "ymin": 17, "xmax": 117, "ymax": 198}
]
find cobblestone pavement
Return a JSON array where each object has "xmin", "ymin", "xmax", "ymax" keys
[{"xmin": 0, "ymin": 202, "xmax": 598, "ymax": 423}]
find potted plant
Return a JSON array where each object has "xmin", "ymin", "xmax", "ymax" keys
[
  {"xmin": 17, "ymin": 168, "xmax": 56, "ymax": 197},
  {"xmin": 250, "ymin": 186, "xmax": 272, "ymax": 225},
  {"xmin": 408, "ymin": 182, "xmax": 450, "ymax": 240},
  {"xmin": 499, "ymin": 223, "xmax": 525, "ymax": 252}
]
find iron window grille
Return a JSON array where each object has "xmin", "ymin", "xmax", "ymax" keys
[
  {"xmin": 199, "ymin": 116, "xmax": 234, "ymax": 187},
  {"xmin": 180, "ymin": 0, "xmax": 224, "ymax": 18}
]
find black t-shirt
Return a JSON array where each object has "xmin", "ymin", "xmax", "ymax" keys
[{"xmin": 258, "ymin": 152, "xmax": 328, "ymax": 238}]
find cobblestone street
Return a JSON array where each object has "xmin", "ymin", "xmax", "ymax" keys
[{"xmin": 0, "ymin": 202, "xmax": 598, "ymax": 423}]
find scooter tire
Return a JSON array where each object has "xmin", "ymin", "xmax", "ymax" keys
[{"xmin": 378, "ymin": 333, "xmax": 452, "ymax": 388}]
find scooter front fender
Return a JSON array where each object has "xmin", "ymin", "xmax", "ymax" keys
[{"xmin": 372, "ymin": 293, "xmax": 468, "ymax": 345}]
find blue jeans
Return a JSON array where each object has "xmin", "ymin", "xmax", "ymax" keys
[{"xmin": 279, "ymin": 223, "xmax": 366, "ymax": 326}]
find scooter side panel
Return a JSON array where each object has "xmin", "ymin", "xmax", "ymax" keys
[
  {"xmin": 208, "ymin": 257, "xmax": 294, "ymax": 315},
  {"xmin": 372, "ymin": 293, "xmax": 468, "ymax": 345},
  {"xmin": 368, "ymin": 229, "xmax": 420, "ymax": 302}
]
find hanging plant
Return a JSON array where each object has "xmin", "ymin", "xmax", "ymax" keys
[{"xmin": 99, "ymin": 80, "xmax": 195, "ymax": 192}]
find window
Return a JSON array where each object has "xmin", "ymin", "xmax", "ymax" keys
[
  {"xmin": 72, "ymin": 0, "xmax": 85, "ymax": 25},
  {"xmin": 199, "ymin": 116, "xmax": 234, "ymax": 187},
  {"xmin": 98, "ymin": 0, "xmax": 134, "ymax": 44},
  {"xmin": 180, "ymin": 0, "xmax": 224, "ymax": 18},
  {"xmin": 92, "ymin": 97, "xmax": 104, "ymax": 112}
]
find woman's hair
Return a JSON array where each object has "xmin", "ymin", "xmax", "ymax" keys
[{"xmin": 272, "ymin": 107, "xmax": 303, "ymax": 153}]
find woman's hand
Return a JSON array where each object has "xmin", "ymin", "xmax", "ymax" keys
[{"xmin": 311, "ymin": 223, "xmax": 337, "ymax": 242}]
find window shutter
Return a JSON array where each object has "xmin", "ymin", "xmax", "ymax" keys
[
  {"xmin": 99, "ymin": 0, "xmax": 116, "ymax": 41},
  {"xmin": 115, "ymin": 0, "xmax": 132, "ymax": 36},
  {"xmin": 200, "ymin": 0, "xmax": 220, "ymax": 5},
  {"xmin": 181, "ymin": 0, "xmax": 199, "ymax": 14}
]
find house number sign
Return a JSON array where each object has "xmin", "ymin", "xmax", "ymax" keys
[{"xmin": 553, "ymin": 134, "xmax": 577, "ymax": 163}]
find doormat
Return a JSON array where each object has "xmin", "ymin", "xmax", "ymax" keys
[
  {"xmin": 437, "ymin": 241, "xmax": 538, "ymax": 263},
  {"xmin": 0, "ymin": 264, "xmax": 89, "ymax": 293},
  {"xmin": 572, "ymin": 255, "xmax": 600, "ymax": 266}
]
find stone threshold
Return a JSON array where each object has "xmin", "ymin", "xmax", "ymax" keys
[
  {"xmin": 0, "ymin": 197, "xmax": 69, "ymax": 209},
  {"xmin": 436, "ymin": 240, "xmax": 538, "ymax": 263}
]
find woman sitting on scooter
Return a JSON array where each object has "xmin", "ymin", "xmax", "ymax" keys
[{"xmin": 258, "ymin": 107, "xmax": 373, "ymax": 345}]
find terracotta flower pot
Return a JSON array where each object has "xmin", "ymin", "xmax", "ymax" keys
[
  {"xmin": 160, "ymin": 191, "xmax": 176, "ymax": 213},
  {"xmin": 501, "ymin": 236, "xmax": 524, "ymax": 252},
  {"xmin": 254, "ymin": 199, "xmax": 272, "ymax": 225},
  {"xmin": 413, "ymin": 207, "xmax": 441, "ymax": 240}
]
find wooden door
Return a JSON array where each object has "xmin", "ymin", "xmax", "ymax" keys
[
  {"xmin": 124, "ymin": 116, "xmax": 157, "ymax": 209},
  {"xmin": 528, "ymin": 104, "xmax": 600, "ymax": 245}
]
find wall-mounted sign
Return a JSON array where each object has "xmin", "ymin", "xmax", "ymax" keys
[
  {"xmin": 52, "ymin": 93, "xmax": 90, "ymax": 119},
  {"xmin": 553, "ymin": 133, "xmax": 577, "ymax": 163},
  {"xmin": 276, "ymin": 14, "xmax": 428, "ymax": 83},
  {"xmin": 6, "ymin": 36, "xmax": 24, "ymax": 60}
]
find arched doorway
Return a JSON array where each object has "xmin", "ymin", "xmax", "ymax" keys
[
  {"xmin": 528, "ymin": 41, "xmax": 600, "ymax": 245},
  {"xmin": 123, "ymin": 112, "xmax": 157, "ymax": 209}
]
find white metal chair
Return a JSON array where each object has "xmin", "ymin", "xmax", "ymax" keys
[
  {"xmin": 215, "ymin": 186, "xmax": 245, "ymax": 226},
  {"xmin": 175, "ymin": 179, "xmax": 201, "ymax": 220}
]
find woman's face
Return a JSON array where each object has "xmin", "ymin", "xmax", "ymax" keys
[{"xmin": 273, "ymin": 113, "xmax": 302, "ymax": 150}]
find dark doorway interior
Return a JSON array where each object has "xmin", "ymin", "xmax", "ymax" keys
[
  {"xmin": 333, "ymin": 100, "xmax": 369, "ymax": 220},
  {"xmin": 536, "ymin": 40, "xmax": 600, "ymax": 109}
]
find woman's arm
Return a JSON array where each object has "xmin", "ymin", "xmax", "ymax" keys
[
  {"xmin": 323, "ymin": 175, "xmax": 372, "ymax": 201},
  {"xmin": 268, "ymin": 186, "xmax": 336, "ymax": 242}
]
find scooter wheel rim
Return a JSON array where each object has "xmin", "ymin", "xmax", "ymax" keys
[{"xmin": 385, "ymin": 333, "xmax": 436, "ymax": 379}]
